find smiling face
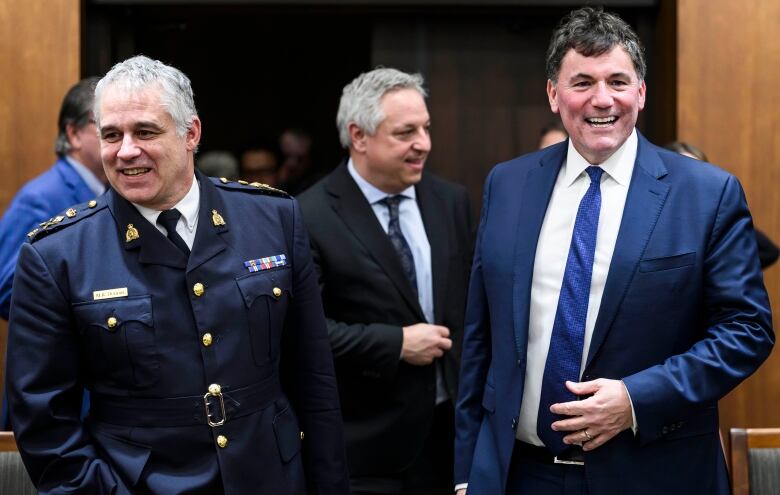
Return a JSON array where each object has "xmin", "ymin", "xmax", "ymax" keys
[
  {"xmin": 98, "ymin": 84, "xmax": 200, "ymax": 210},
  {"xmin": 547, "ymin": 46, "xmax": 646, "ymax": 164},
  {"xmin": 350, "ymin": 88, "xmax": 431, "ymax": 194}
]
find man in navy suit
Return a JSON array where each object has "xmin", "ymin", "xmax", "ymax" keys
[
  {"xmin": 454, "ymin": 7, "xmax": 774, "ymax": 495},
  {"xmin": 0, "ymin": 77, "xmax": 107, "ymax": 321},
  {"xmin": 7, "ymin": 55, "xmax": 349, "ymax": 494}
]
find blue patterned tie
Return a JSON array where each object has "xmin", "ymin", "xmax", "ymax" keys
[
  {"xmin": 537, "ymin": 166, "xmax": 603, "ymax": 454},
  {"xmin": 380, "ymin": 195, "xmax": 418, "ymax": 294}
]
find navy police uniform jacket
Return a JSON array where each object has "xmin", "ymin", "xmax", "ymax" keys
[{"xmin": 7, "ymin": 171, "xmax": 350, "ymax": 495}]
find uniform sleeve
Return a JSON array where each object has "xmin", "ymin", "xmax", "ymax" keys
[
  {"xmin": 623, "ymin": 175, "xmax": 774, "ymax": 444},
  {"xmin": 7, "ymin": 243, "xmax": 128, "ymax": 494},
  {"xmin": 280, "ymin": 199, "xmax": 350, "ymax": 495},
  {"xmin": 0, "ymin": 199, "xmax": 53, "ymax": 320}
]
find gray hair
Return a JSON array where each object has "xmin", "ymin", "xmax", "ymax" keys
[
  {"xmin": 546, "ymin": 7, "xmax": 646, "ymax": 84},
  {"xmin": 55, "ymin": 77, "xmax": 100, "ymax": 157},
  {"xmin": 336, "ymin": 67, "xmax": 427, "ymax": 149},
  {"xmin": 94, "ymin": 55, "xmax": 198, "ymax": 137}
]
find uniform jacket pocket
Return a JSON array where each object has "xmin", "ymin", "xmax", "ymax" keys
[
  {"xmin": 273, "ymin": 405, "xmax": 302, "ymax": 463},
  {"xmin": 236, "ymin": 267, "xmax": 292, "ymax": 365},
  {"xmin": 72, "ymin": 296, "xmax": 158, "ymax": 388}
]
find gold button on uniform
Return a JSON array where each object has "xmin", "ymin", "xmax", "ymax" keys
[
  {"xmin": 273, "ymin": 287, "xmax": 282, "ymax": 298},
  {"xmin": 202, "ymin": 333, "xmax": 213, "ymax": 346},
  {"xmin": 208, "ymin": 383, "xmax": 221, "ymax": 395},
  {"xmin": 193, "ymin": 283, "xmax": 205, "ymax": 296},
  {"xmin": 88, "ymin": 200, "xmax": 97, "ymax": 208},
  {"xmin": 107, "ymin": 316, "xmax": 118, "ymax": 329},
  {"xmin": 300, "ymin": 431, "xmax": 305, "ymax": 440},
  {"xmin": 217, "ymin": 435, "xmax": 228, "ymax": 448}
]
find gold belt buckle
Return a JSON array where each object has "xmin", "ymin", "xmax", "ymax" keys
[
  {"xmin": 203, "ymin": 387, "xmax": 227, "ymax": 427},
  {"xmin": 553, "ymin": 456, "xmax": 584, "ymax": 466}
]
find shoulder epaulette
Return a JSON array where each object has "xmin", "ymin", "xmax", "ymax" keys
[
  {"xmin": 213, "ymin": 177, "xmax": 291, "ymax": 199},
  {"xmin": 27, "ymin": 198, "xmax": 105, "ymax": 243}
]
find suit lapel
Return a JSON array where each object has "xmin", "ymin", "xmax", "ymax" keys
[
  {"xmin": 585, "ymin": 134, "xmax": 670, "ymax": 369},
  {"xmin": 416, "ymin": 176, "xmax": 449, "ymax": 324},
  {"xmin": 56, "ymin": 158, "xmax": 97, "ymax": 203},
  {"xmin": 326, "ymin": 163, "xmax": 426, "ymax": 320},
  {"xmin": 512, "ymin": 145, "xmax": 566, "ymax": 359}
]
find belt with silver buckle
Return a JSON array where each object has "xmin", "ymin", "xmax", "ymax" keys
[
  {"xmin": 91, "ymin": 377, "xmax": 282, "ymax": 427},
  {"xmin": 514, "ymin": 441, "xmax": 585, "ymax": 466}
]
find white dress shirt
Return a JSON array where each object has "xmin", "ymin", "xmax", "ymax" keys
[
  {"xmin": 133, "ymin": 176, "xmax": 201, "ymax": 250},
  {"xmin": 516, "ymin": 129, "xmax": 637, "ymax": 445}
]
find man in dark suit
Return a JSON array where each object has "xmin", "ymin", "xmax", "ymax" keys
[
  {"xmin": 454, "ymin": 7, "xmax": 774, "ymax": 495},
  {"xmin": 7, "ymin": 55, "xmax": 349, "ymax": 495},
  {"xmin": 298, "ymin": 68, "xmax": 473, "ymax": 495}
]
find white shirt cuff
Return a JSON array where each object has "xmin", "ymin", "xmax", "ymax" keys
[
  {"xmin": 454, "ymin": 483, "xmax": 468, "ymax": 492},
  {"xmin": 621, "ymin": 380, "xmax": 638, "ymax": 434}
]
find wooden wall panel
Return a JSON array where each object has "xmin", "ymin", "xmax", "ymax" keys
[
  {"xmin": 0, "ymin": 0, "xmax": 80, "ymax": 409},
  {"xmin": 677, "ymin": 0, "xmax": 780, "ymax": 435}
]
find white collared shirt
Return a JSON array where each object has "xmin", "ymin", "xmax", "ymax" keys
[
  {"xmin": 516, "ymin": 129, "xmax": 638, "ymax": 445},
  {"xmin": 65, "ymin": 156, "xmax": 106, "ymax": 197},
  {"xmin": 133, "ymin": 176, "xmax": 200, "ymax": 250}
]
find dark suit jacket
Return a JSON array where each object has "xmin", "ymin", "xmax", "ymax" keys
[
  {"xmin": 8, "ymin": 171, "xmax": 349, "ymax": 495},
  {"xmin": 298, "ymin": 163, "xmax": 473, "ymax": 477},
  {"xmin": 454, "ymin": 134, "xmax": 774, "ymax": 495}
]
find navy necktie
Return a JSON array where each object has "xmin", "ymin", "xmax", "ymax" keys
[
  {"xmin": 380, "ymin": 195, "xmax": 418, "ymax": 294},
  {"xmin": 537, "ymin": 166, "xmax": 603, "ymax": 454},
  {"xmin": 157, "ymin": 209, "xmax": 190, "ymax": 256}
]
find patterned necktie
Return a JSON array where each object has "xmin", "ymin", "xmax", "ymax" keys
[
  {"xmin": 537, "ymin": 166, "xmax": 603, "ymax": 454},
  {"xmin": 157, "ymin": 209, "xmax": 190, "ymax": 256},
  {"xmin": 380, "ymin": 195, "xmax": 418, "ymax": 294}
]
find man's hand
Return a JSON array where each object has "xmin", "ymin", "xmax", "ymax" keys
[
  {"xmin": 548, "ymin": 378, "xmax": 633, "ymax": 451},
  {"xmin": 401, "ymin": 323, "xmax": 452, "ymax": 365},
  {"xmin": 455, "ymin": 489, "xmax": 467, "ymax": 495}
]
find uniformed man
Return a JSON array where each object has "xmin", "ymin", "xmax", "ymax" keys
[{"xmin": 7, "ymin": 55, "xmax": 349, "ymax": 495}]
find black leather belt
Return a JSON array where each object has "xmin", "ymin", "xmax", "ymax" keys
[
  {"xmin": 91, "ymin": 378, "xmax": 283, "ymax": 427},
  {"xmin": 514, "ymin": 441, "xmax": 585, "ymax": 466}
]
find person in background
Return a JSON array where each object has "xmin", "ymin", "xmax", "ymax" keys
[
  {"xmin": 7, "ymin": 55, "xmax": 349, "ymax": 494},
  {"xmin": 0, "ymin": 77, "xmax": 107, "ymax": 321},
  {"xmin": 538, "ymin": 119, "xmax": 568, "ymax": 149},
  {"xmin": 0, "ymin": 77, "xmax": 107, "ymax": 430},
  {"xmin": 299, "ymin": 67, "xmax": 474, "ymax": 495},
  {"xmin": 664, "ymin": 140, "xmax": 779, "ymax": 269},
  {"xmin": 197, "ymin": 150, "xmax": 240, "ymax": 181},
  {"xmin": 240, "ymin": 145, "xmax": 279, "ymax": 186},
  {"xmin": 455, "ymin": 7, "xmax": 773, "ymax": 495},
  {"xmin": 278, "ymin": 128, "xmax": 319, "ymax": 195}
]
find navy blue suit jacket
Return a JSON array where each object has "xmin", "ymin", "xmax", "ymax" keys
[
  {"xmin": 7, "ymin": 172, "xmax": 349, "ymax": 495},
  {"xmin": 454, "ymin": 133, "xmax": 774, "ymax": 494},
  {"xmin": 0, "ymin": 158, "xmax": 95, "ymax": 320}
]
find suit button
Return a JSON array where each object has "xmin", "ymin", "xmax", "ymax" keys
[
  {"xmin": 662, "ymin": 426, "xmax": 669, "ymax": 435},
  {"xmin": 273, "ymin": 287, "xmax": 282, "ymax": 298},
  {"xmin": 193, "ymin": 283, "xmax": 205, "ymax": 297},
  {"xmin": 202, "ymin": 333, "xmax": 213, "ymax": 346},
  {"xmin": 511, "ymin": 417, "xmax": 518, "ymax": 430},
  {"xmin": 216, "ymin": 435, "xmax": 228, "ymax": 448},
  {"xmin": 107, "ymin": 316, "xmax": 118, "ymax": 329},
  {"xmin": 300, "ymin": 431, "xmax": 305, "ymax": 440}
]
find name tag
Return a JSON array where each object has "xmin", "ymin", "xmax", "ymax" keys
[{"xmin": 93, "ymin": 287, "xmax": 129, "ymax": 300}]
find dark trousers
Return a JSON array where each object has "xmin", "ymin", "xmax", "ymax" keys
[
  {"xmin": 351, "ymin": 401, "xmax": 454, "ymax": 495},
  {"xmin": 505, "ymin": 442, "xmax": 588, "ymax": 495}
]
